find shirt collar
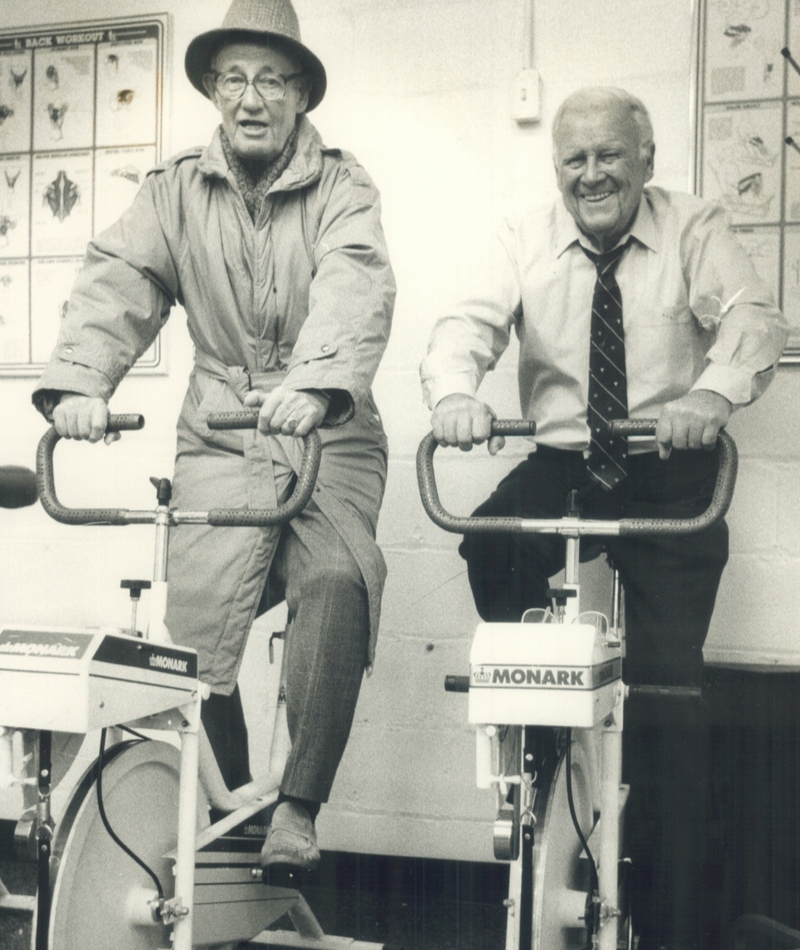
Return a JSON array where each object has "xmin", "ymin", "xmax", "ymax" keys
[{"xmin": 553, "ymin": 188, "xmax": 660, "ymax": 259}]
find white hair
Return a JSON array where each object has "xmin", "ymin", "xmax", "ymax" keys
[{"xmin": 552, "ymin": 87, "xmax": 654, "ymax": 158}]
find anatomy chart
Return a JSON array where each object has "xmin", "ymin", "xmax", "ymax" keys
[
  {"xmin": 0, "ymin": 16, "xmax": 166, "ymax": 373},
  {"xmin": 696, "ymin": 0, "xmax": 800, "ymax": 357}
]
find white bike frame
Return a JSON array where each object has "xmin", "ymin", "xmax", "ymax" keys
[{"xmin": 417, "ymin": 418, "xmax": 737, "ymax": 950}]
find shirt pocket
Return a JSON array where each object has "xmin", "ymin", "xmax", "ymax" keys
[
  {"xmin": 625, "ymin": 304, "xmax": 702, "ymax": 387},
  {"xmin": 634, "ymin": 303, "xmax": 694, "ymax": 327}
]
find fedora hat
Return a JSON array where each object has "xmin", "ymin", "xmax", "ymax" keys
[{"xmin": 185, "ymin": 0, "xmax": 327, "ymax": 111}]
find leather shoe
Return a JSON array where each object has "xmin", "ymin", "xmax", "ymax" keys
[{"xmin": 261, "ymin": 801, "xmax": 321, "ymax": 870}]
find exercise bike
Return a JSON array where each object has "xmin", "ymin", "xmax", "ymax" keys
[
  {"xmin": 416, "ymin": 418, "xmax": 737, "ymax": 950},
  {"xmin": 0, "ymin": 412, "xmax": 399, "ymax": 950}
]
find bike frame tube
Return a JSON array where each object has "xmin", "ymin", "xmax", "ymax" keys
[
  {"xmin": 148, "ymin": 503, "xmax": 171, "ymax": 644},
  {"xmin": 598, "ymin": 692, "xmax": 624, "ymax": 950},
  {"xmin": 171, "ymin": 695, "xmax": 201, "ymax": 950},
  {"xmin": 506, "ymin": 858, "xmax": 523, "ymax": 950}
]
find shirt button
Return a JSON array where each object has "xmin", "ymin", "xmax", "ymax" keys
[{"xmin": 321, "ymin": 344, "xmax": 330, "ymax": 353}]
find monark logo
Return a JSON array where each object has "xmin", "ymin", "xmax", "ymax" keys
[
  {"xmin": 475, "ymin": 666, "xmax": 587, "ymax": 688},
  {"xmin": 149, "ymin": 654, "xmax": 189, "ymax": 674},
  {"xmin": 0, "ymin": 640, "xmax": 81, "ymax": 658},
  {"xmin": 472, "ymin": 660, "xmax": 620, "ymax": 690}
]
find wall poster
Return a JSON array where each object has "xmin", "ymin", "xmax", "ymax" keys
[
  {"xmin": 0, "ymin": 14, "xmax": 168, "ymax": 375},
  {"xmin": 694, "ymin": 0, "xmax": 800, "ymax": 360}
]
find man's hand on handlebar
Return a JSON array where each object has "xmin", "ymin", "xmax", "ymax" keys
[
  {"xmin": 655, "ymin": 389, "xmax": 732, "ymax": 460},
  {"xmin": 52, "ymin": 395, "xmax": 119, "ymax": 445},
  {"xmin": 244, "ymin": 385, "xmax": 328, "ymax": 438},
  {"xmin": 431, "ymin": 393, "xmax": 506, "ymax": 455}
]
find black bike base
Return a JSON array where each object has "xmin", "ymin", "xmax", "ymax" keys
[{"xmin": 261, "ymin": 862, "xmax": 307, "ymax": 890}]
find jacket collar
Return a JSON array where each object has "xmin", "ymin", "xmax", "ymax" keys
[
  {"xmin": 553, "ymin": 187, "xmax": 660, "ymax": 259},
  {"xmin": 198, "ymin": 114, "xmax": 325, "ymax": 192}
]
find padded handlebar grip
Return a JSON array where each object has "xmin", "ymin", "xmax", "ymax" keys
[
  {"xmin": 106, "ymin": 413, "xmax": 145, "ymax": 433},
  {"xmin": 444, "ymin": 675, "xmax": 470, "ymax": 693},
  {"xmin": 0, "ymin": 466, "xmax": 38, "ymax": 509},
  {"xmin": 608, "ymin": 418, "xmax": 658, "ymax": 438},
  {"xmin": 206, "ymin": 410, "xmax": 260, "ymax": 430},
  {"xmin": 36, "ymin": 414, "xmax": 146, "ymax": 525},
  {"xmin": 205, "ymin": 412, "xmax": 322, "ymax": 526},
  {"xmin": 417, "ymin": 419, "xmax": 737, "ymax": 536},
  {"xmin": 486, "ymin": 420, "xmax": 537, "ymax": 437},
  {"xmin": 628, "ymin": 684, "xmax": 703, "ymax": 701}
]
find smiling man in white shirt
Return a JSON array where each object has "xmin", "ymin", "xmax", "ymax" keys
[{"xmin": 421, "ymin": 86, "xmax": 787, "ymax": 950}]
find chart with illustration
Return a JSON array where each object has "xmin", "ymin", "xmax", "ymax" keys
[
  {"xmin": 0, "ymin": 15, "xmax": 166, "ymax": 373},
  {"xmin": 696, "ymin": 0, "xmax": 800, "ymax": 357}
]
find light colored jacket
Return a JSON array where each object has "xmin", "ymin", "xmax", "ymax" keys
[{"xmin": 34, "ymin": 116, "xmax": 396, "ymax": 691}]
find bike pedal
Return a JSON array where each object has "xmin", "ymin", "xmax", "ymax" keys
[
  {"xmin": 261, "ymin": 862, "xmax": 306, "ymax": 890},
  {"xmin": 209, "ymin": 804, "xmax": 274, "ymax": 841},
  {"xmin": 493, "ymin": 804, "xmax": 520, "ymax": 861}
]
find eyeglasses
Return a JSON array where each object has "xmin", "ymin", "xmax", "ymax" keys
[{"xmin": 207, "ymin": 70, "xmax": 304, "ymax": 102}]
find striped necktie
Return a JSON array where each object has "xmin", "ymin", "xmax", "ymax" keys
[{"xmin": 583, "ymin": 241, "xmax": 630, "ymax": 490}]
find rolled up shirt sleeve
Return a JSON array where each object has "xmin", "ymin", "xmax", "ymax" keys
[{"xmin": 686, "ymin": 203, "xmax": 788, "ymax": 406}]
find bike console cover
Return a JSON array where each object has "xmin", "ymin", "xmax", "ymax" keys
[
  {"xmin": 468, "ymin": 622, "xmax": 622, "ymax": 728},
  {"xmin": 0, "ymin": 626, "xmax": 199, "ymax": 732}
]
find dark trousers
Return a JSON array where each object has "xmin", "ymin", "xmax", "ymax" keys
[
  {"xmin": 202, "ymin": 501, "xmax": 370, "ymax": 806},
  {"xmin": 460, "ymin": 446, "xmax": 729, "ymax": 948}
]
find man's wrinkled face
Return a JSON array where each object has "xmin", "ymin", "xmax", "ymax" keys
[
  {"xmin": 554, "ymin": 100, "xmax": 654, "ymax": 251},
  {"xmin": 204, "ymin": 42, "xmax": 309, "ymax": 163}
]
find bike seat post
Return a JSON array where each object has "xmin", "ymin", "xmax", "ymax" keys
[
  {"xmin": 551, "ymin": 534, "xmax": 580, "ymax": 624},
  {"xmin": 149, "ymin": 477, "xmax": 173, "ymax": 583},
  {"xmin": 611, "ymin": 568, "xmax": 623, "ymax": 640},
  {"xmin": 120, "ymin": 580, "xmax": 152, "ymax": 637},
  {"xmin": 563, "ymin": 490, "xmax": 582, "ymax": 618},
  {"xmin": 148, "ymin": 477, "xmax": 173, "ymax": 644},
  {"xmin": 564, "ymin": 534, "xmax": 580, "ymax": 586}
]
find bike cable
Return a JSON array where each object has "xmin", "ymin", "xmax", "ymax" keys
[
  {"xmin": 565, "ymin": 728, "xmax": 599, "ymax": 947},
  {"xmin": 96, "ymin": 728, "xmax": 166, "ymax": 901},
  {"xmin": 120, "ymin": 724, "xmax": 151, "ymax": 742}
]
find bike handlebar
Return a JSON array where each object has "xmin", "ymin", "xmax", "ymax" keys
[
  {"xmin": 36, "ymin": 412, "xmax": 322, "ymax": 527},
  {"xmin": 205, "ymin": 411, "xmax": 321, "ymax": 526},
  {"xmin": 416, "ymin": 419, "xmax": 737, "ymax": 536},
  {"xmin": 37, "ymin": 415, "xmax": 145, "ymax": 525}
]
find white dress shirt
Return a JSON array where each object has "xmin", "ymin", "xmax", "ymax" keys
[{"xmin": 421, "ymin": 186, "xmax": 788, "ymax": 450}]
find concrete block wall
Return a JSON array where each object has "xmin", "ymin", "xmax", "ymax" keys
[{"xmin": 0, "ymin": 0, "xmax": 798, "ymax": 860}]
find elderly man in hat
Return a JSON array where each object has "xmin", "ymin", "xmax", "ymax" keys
[
  {"xmin": 422, "ymin": 87, "xmax": 787, "ymax": 949},
  {"xmin": 33, "ymin": 0, "xmax": 395, "ymax": 871}
]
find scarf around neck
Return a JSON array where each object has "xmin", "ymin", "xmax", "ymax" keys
[{"xmin": 220, "ymin": 124, "xmax": 298, "ymax": 221}]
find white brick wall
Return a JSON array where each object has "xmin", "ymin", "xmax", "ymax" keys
[{"xmin": 1, "ymin": 0, "xmax": 798, "ymax": 859}]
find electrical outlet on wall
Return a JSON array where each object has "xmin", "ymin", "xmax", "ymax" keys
[{"xmin": 512, "ymin": 67, "xmax": 541, "ymax": 125}]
